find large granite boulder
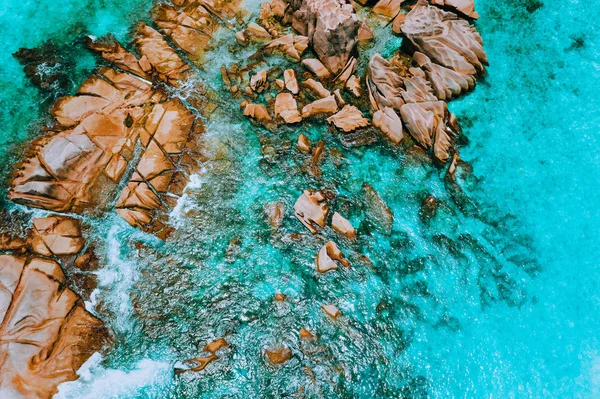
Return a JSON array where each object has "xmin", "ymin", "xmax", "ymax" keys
[
  {"xmin": 401, "ymin": 0, "xmax": 487, "ymax": 76},
  {"xmin": 0, "ymin": 255, "xmax": 108, "ymax": 398},
  {"xmin": 291, "ymin": 0, "xmax": 359, "ymax": 75},
  {"xmin": 366, "ymin": 54, "xmax": 406, "ymax": 111},
  {"xmin": 412, "ymin": 51, "xmax": 476, "ymax": 101}
]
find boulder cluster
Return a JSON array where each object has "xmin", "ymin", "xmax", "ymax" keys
[{"xmin": 0, "ymin": 216, "xmax": 108, "ymax": 398}]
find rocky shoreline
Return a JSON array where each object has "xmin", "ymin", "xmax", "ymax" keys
[{"xmin": 2, "ymin": 0, "xmax": 487, "ymax": 396}]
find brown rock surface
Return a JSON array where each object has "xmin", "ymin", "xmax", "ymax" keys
[
  {"xmin": 362, "ymin": 183, "xmax": 394, "ymax": 235},
  {"xmin": 301, "ymin": 58, "xmax": 332, "ymax": 81},
  {"xmin": 265, "ymin": 345, "xmax": 292, "ymax": 365},
  {"xmin": 291, "ymin": 0, "xmax": 359, "ymax": 75},
  {"xmin": 302, "ymin": 95, "xmax": 338, "ymax": 118},
  {"xmin": 431, "ymin": 0, "xmax": 479, "ymax": 19},
  {"xmin": 284, "ymin": 69, "xmax": 299, "ymax": 94},
  {"xmin": 264, "ymin": 34, "xmax": 309, "ymax": 61},
  {"xmin": 372, "ymin": 0, "xmax": 404, "ymax": 21},
  {"xmin": 327, "ymin": 105, "xmax": 369, "ymax": 133},
  {"xmin": 302, "ymin": 79, "xmax": 331, "ymax": 99},
  {"xmin": 263, "ymin": 201, "xmax": 285, "ymax": 229},
  {"xmin": 275, "ymin": 93, "xmax": 302, "ymax": 124},
  {"xmin": 412, "ymin": 51, "xmax": 476, "ymax": 101},
  {"xmin": 293, "ymin": 190, "xmax": 329, "ymax": 234},
  {"xmin": 401, "ymin": 1, "xmax": 487, "ymax": 76},
  {"xmin": 316, "ymin": 241, "xmax": 350, "ymax": 273},
  {"xmin": 321, "ymin": 304, "xmax": 341, "ymax": 319},
  {"xmin": 0, "ymin": 255, "xmax": 108, "ymax": 398},
  {"xmin": 331, "ymin": 212, "xmax": 356, "ymax": 239},
  {"xmin": 373, "ymin": 107, "xmax": 404, "ymax": 144},
  {"xmin": 366, "ymin": 53, "xmax": 406, "ymax": 111},
  {"xmin": 30, "ymin": 216, "xmax": 85, "ymax": 257}
]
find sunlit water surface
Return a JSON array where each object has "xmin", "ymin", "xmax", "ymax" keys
[{"xmin": 0, "ymin": 0, "xmax": 599, "ymax": 397}]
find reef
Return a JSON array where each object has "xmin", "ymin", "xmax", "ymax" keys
[{"xmin": 5, "ymin": 0, "xmax": 490, "ymax": 394}]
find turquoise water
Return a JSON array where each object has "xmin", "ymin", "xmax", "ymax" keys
[{"xmin": 1, "ymin": 0, "xmax": 600, "ymax": 398}]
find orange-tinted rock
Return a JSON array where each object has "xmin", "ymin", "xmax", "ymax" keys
[
  {"xmin": 86, "ymin": 35, "xmax": 150, "ymax": 80},
  {"xmin": 373, "ymin": 107, "xmax": 404, "ymax": 144},
  {"xmin": 284, "ymin": 69, "xmax": 299, "ymax": 94},
  {"xmin": 321, "ymin": 304, "xmax": 341, "ymax": 319},
  {"xmin": 265, "ymin": 345, "xmax": 292, "ymax": 365},
  {"xmin": 301, "ymin": 58, "xmax": 331, "ymax": 81},
  {"xmin": 264, "ymin": 34, "xmax": 309, "ymax": 61},
  {"xmin": 134, "ymin": 23, "xmax": 191, "ymax": 84},
  {"xmin": 275, "ymin": 93, "xmax": 302, "ymax": 124},
  {"xmin": 244, "ymin": 103, "xmax": 273, "ymax": 124},
  {"xmin": 301, "ymin": 79, "xmax": 331, "ymax": 99},
  {"xmin": 331, "ymin": 212, "xmax": 356, "ymax": 239},
  {"xmin": 292, "ymin": 0, "xmax": 359, "ymax": 74},
  {"xmin": 392, "ymin": 13, "xmax": 406, "ymax": 34},
  {"xmin": 401, "ymin": 1, "xmax": 487, "ymax": 76},
  {"xmin": 316, "ymin": 241, "xmax": 350, "ymax": 273},
  {"xmin": 175, "ymin": 338, "xmax": 229, "ymax": 374},
  {"xmin": 297, "ymin": 134, "xmax": 311, "ymax": 153},
  {"xmin": 431, "ymin": 0, "xmax": 479, "ymax": 19},
  {"xmin": 0, "ymin": 255, "xmax": 108, "ymax": 398},
  {"xmin": 327, "ymin": 105, "xmax": 369, "ymax": 133},
  {"xmin": 250, "ymin": 69, "xmax": 269, "ymax": 93},
  {"xmin": 246, "ymin": 22, "xmax": 272, "ymax": 42},
  {"xmin": 358, "ymin": 22, "xmax": 374, "ymax": 43},
  {"xmin": 274, "ymin": 293, "xmax": 286, "ymax": 302},
  {"xmin": 293, "ymin": 190, "xmax": 329, "ymax": 234},
  {"xmin": 302, "ymin": 95, "xmax": 338, "ymax": 118},
  {"xmin": 372, "ymin": 0, "xmax": 403, "ymax": 21},
  {"xmin": 345, "ymin": 75, "xmax": 362, "ymax": 98},
  {"xmin": 30, "ymin": 216, "xmax": 84, "ymax": 257},
  {"xmin": 299, "ymin": 328, "xmax": 315, "ymax": 340}
]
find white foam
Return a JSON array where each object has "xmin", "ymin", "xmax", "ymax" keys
[{"xmin": 56, "ymin": 353, "xmax": 172, "ymax": 399}]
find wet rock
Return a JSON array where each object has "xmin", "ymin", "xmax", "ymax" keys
[
  {"xmin": 431, "ymin": 0, "xmax": 479, "ymax": 19},
  {"xmin": 299, "ymin": 328, "xmax": 315, "ymax": 340},
  {"xmin": 297, "ymin": 134, "xmax": 312, "ymax": 152},
  {"xmin": 250, "ymin": 69, "xmax": 269, "ymax": 93},
  {"xmin": 264, "ymin": 34, "xmax": 309, "ymax": 61},
  {"xmin": 401, "ymin": 1, "xmax": 487, "ymax": 76},
  {"xmin": 362, "ymin": 183, "xmax": 394, "ymax": 235},
  {"xmin": 310, "ymin": 141, "xmax": 326, "ymax": 178},
  {"xmin": 244, "ymin": 103, "xmax": 273, "ymax": 124},
  {"xmin": 302, "ymin": 79, "xmax": 331, "ymax": 99},
  {"xmin": 327, "ymin": 105, "xmax": 369, "ymax": 133},
  {"xmin": 373, "ymin": 107, "xmax": 404, "ymax": 144},
  {"xmin": 74, "ymin": 246, "xmax": 101, "ymax": 271},
  {"xmin": 316, "ymin": 241, "xmax": 350, "ymax": 272},
  {"xmin": 0, "ymin": 255, "xmax": 109, "ymax": 398},
  {"xmin": 284, "ymin": 69, "xmax": 299, "ymax": 94},
  {"xmin": 420, "ymin": 195, "xmax": 438, "ymax": 222},
  {"xmin": 134, "ymin": 23, "xmax": 191, "ymax": 84},
  {"xmin": 372, "ymin": 0, "xmax": 404, "ymax": 21},
  {"xmin": 264, "ymin": 201, "xmax": 286, "ymax": 229},
  {"xmin": 331, "ymin": 212, "xmax": 356, "ymax": 239},
  {"xmin": 116, "ymin": 98, "xmax": 200, "ymax": 237},
  {"xmin": 86, "ymin": 35, "xmax": 151, "ymax": 80},
  {"xmin": 294, "ymin": 190, "xmax": 330, "ymax": 234},
  {"xmin": 0, "ymin": 234, "xmax": 27, "ymax": 253},
  {"xmin": 412, "ymin": 51, "xmax": 476, "ymax": 101},
  {"xmin": 245, "ymin": 22, "xmax": 272, "ymax": 42},
  {"xmin": 236, "ymin": 31, "xmax": 248, "ymax": 45},
  {"xmin": 345, "ymin": 75, "xmax": 362, "ymax": 98},
  {"xmin": 392, "ymin": 13, "xmax": 406, "ymax": 34},
  {"xmin": 399, "ymin": 100, "xmax": 459, "ymax": 163},
  {"xmin": 321, "ymin": 304, "xmax": 341, "ymax": 319},
  {"xmin": 358, "ymin": 22, "xmax": 374, "ymax": 43},
  {"xmin": 301, "ymin": 58, "xmax": 332, "ymax": 81},
  {"xmin": 274, "ymin": 293, "xmax": 286, "ymax": 302},
  {"xmin": 175, "ymin": 338, "xmax": 229, "ymax": 374},
  {"xmin": 275, "ymin": 93, "xmax": 302, "ymax": 123},
  {"xmin": 366, "ymin": 53, "xmax": 406, "ymax": 111},
  {"xmin": 265, "ymin": 345, "xmax": 292, "ymax": 365},
  {"xmin": 291, "ymin": 0, "xmax": 359, "ymax": 75},
  {"xmin": 302, "ymin": 95, "xmax": 338, "ymax": 118},
  {"xmin": 401, "ymin": 74, "xmax": 437, "ymax": 104},
  {"xmin": 13, "ymin": 40, "xmax": 74, "ymax": 94},
  {"xmin": 30, "ymin": 216, "xmax": 85, "ymax": 257}
]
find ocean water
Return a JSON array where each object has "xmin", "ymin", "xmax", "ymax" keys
[{"xmin": 0, "ymin": 0, "xmax": 599, "ymax": 398}]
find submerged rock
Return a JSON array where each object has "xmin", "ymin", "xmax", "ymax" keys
[
  {"xmin": 264, "ymin": 201, "xmax": 286, "ymax": 229},
  {"xmin": 420, "ymin": 195, "xmax": 438, "ymax": 222},
  {"xmin": 265, "ymin": 345, "xmax": 292, "ymax": 365},
  {"xmin": 294, "ymin": 190, "xmax": 330, "ymax": 234},
  {"xmin": 331, "ymin": 212, "xmax": 356, "ymax": 239},
  {"xmin": 297, "ymin": 134, "xmax": 312, "ymax": 152},
  {"xmin": 362, "ymin": 183, "xmax": 394, "ymax": 235},
  {"xmin": 175, "ymin": 338, "xmax": 229, "ymax": 374},
  {"xmin": 316, "ymin": 241, "xmax": 350, "ymax": 272},
  {"xmin": 0, "ymin": 255, "xmax": 108, "ymax": 398},
  {"xmin": 321, "ymin": 304, "xmax": 341, "ymax": 319}
]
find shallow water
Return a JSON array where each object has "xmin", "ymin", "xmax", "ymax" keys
[{"xmin": 1, "ymin": 0, "xmax": 600, "ymax": 398}]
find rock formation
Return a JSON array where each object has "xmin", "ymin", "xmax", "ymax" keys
[
  {"xmin": 291, "ymin": 0, "xmax": 359, "ymax": 75},
  {"xmin": 316, "ymin": 241, "xmax": 350, "ymax": 272},
  {"xmin": 366, "ymin": 54, "xmax": 406, "ymax": 111},
  {"xmin": 294, "ymin": 190, "xmax": 329, "ymax": 234}
]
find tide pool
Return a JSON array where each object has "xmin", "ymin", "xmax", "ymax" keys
[{"xmin": 0, "ymin": 0, "xmax": 599, "ymax": 398}]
